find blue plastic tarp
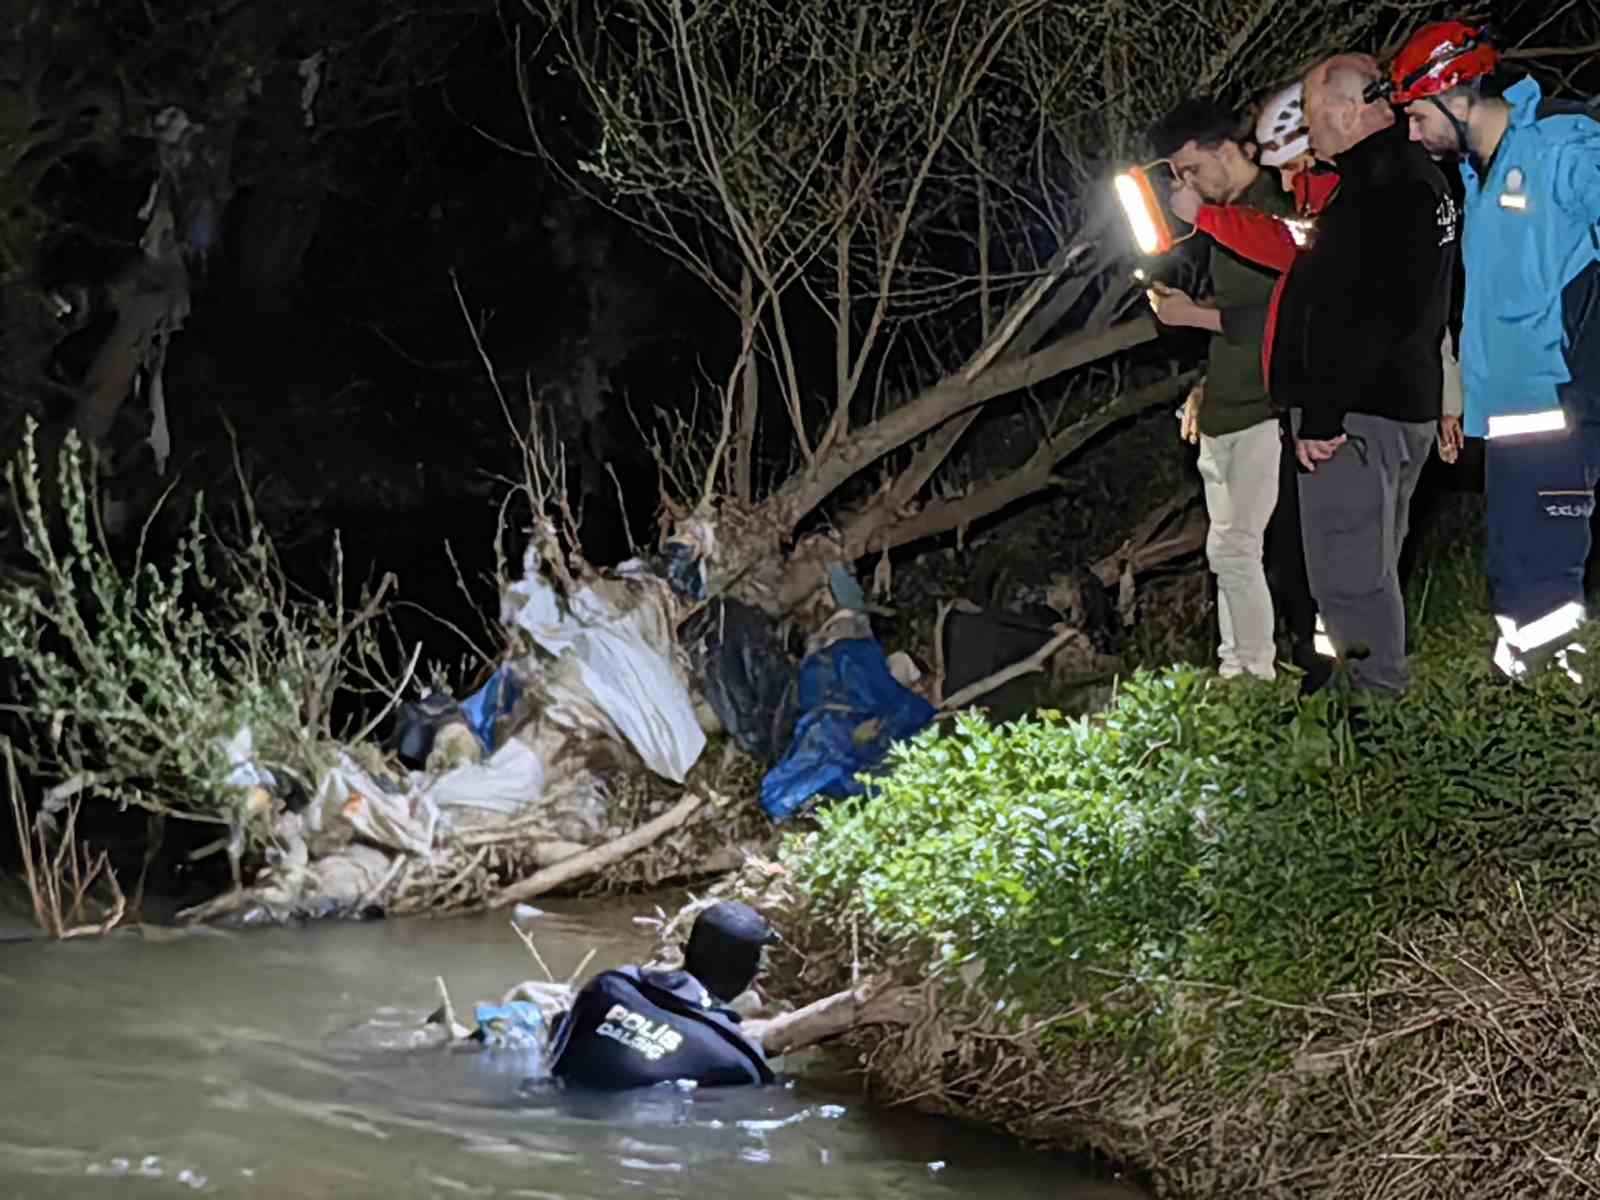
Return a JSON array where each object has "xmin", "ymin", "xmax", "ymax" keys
[
  {"xmin": 759, "ymin": 638, "xmax": 936, "ymax": 821},
  {"xmin": 459, "ymin": 666, "xmax": 522, "ymax": 752}
]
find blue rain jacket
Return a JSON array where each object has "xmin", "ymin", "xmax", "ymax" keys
[{"xmin": 1457, "ymin": 78, "xmax": 1600, "ymax": 437}]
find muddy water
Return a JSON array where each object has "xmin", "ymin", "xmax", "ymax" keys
[{"xmin": 0, "ymin": 896, "xmax": 1138, "ymax": 1199}]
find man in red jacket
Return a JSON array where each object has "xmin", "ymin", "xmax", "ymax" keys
[{"xmin": 1169, "ymin": 92, "xmax": 1463, "ymax": 469}]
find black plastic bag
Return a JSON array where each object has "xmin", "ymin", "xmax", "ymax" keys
[
  {"xmin": 680, "ymin": 599, "xmax": 796, "ymax": 763},
  {"xmin": 941, "ymin": 607, "xmax": 1059, "ymax": 724},
  {"xmin": 385, "ymin": 691, "xmax": 466, "ymax": 769}
]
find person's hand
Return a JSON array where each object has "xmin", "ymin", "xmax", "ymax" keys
[
  {"xmin": 1179, "ymin": 381, "xmax": 1204, "ymax": 444},
  {"xmin": 1168, "ymin": 183, "xmax": 1202, "ymax": 225},
  {"xmin": 1437, "ymin": 414, "xmax": 1463, "ymax": 464},
  {"xmin": 1295, "ymin": 435, "xmax": 1347, "ymax": 472},
  {"xmin": 1147, "ymin": 283, "xmax": 1208, "ymax": 329}
]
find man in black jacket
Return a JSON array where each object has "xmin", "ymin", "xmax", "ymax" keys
[
  {"xmin": 1272, "ymin": 53, "xmax": 1458, "ymax": 696},
  {"xmin": 547, "ymin": 901, "xmax": 776, "ymax": 1090}
]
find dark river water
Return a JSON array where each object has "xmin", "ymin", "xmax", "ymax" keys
[{"xmin": 0, "ymin": 895, "xmax": 1139, "ymax": 1199}]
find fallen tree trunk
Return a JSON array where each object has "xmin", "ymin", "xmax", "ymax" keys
[
  {"xmin": 489, "ymin": 792, "xmax": 707, "ymax": 907},
  {"xmin": 860, "ymin": 370, "xmax": 1199, "ymax": 560},
  {"xmin": 859, "ymin": 235, "xmax": 1104, "ymax": 508},
  {"xmin": 835, "ymin": 227, "xmax": 1116, "ymax": 559},
  {"xmin": 767, "ymin": 314, "xmax": 1158, "ymax": 533},
  {"xmin": 768, "ymin": 366, "xmax": 1196, "ymax": 614},
  {"xmin": 745, "ymin": 976, "xmax": 923, "ymax": 1057},
  {"xmin": 768, "ymin": 369, "xmax": 1199, "ymax": 615},
  {"xmin": 703, "ymin": 313, "xmax": 1165, "ymax": 615}
]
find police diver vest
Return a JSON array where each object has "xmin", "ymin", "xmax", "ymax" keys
[{"xmin": 548, "ymin": 967, "xmax": 774, "ymax": 1091}]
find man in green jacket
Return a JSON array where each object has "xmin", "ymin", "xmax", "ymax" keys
[{"xmin": 1145, "ymin": 98, "xmax": 1295, "ymax": 680}]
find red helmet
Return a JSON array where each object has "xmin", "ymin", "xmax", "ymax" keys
[{"xmin": 1387, "ymin": 21, "xmax": 1499, "ymax": 104}]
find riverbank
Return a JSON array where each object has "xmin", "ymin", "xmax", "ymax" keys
[{"xmin": 729, "ymin": 543, "xmax": 1600, "ymax": 1198}]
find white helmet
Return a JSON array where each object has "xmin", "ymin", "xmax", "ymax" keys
[{"xmin": 1255, "ymin": 82, "xmax": 1310, "ymax": 168}]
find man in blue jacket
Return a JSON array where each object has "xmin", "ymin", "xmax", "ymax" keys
[
  {"xmin": 1384, "ymin": 21, "xmax": 1600, "ymax": 682},
  {"xmin": 547, "ymin": 901, "xmax": 776, "ymax": 1090}
]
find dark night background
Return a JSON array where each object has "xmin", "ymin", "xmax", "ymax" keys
[{"xmin": 3, "ymin": 2, "xmax": 1593, "ymax": 630}]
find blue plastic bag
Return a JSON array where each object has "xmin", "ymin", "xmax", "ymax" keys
[
  {"xmin": 459, "ymin": 666, "xmax": 522, "ymax": 753},
  {"xmin": 472, "ymin": 1000, "xmax": 545, "ymax": 1049},
  {"xmin": 759, "ymin": 638, "xmax": 936, "ymax": 821}
]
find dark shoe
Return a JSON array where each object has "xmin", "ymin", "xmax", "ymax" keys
[{"xmin": 1297, "ymin": 654, "xmax": 1335, "ymax": 697}]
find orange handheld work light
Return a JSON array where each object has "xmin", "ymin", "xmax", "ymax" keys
[{"xmin": 1112, "ymin": 163, "xmax": 1193, "ymax": 258}]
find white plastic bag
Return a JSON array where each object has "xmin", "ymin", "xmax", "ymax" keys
[
  {"xmin": 502, "ymin": 553, "xmax": 705, "ymax": 782},
  {"xmin": 310, "ymin": 753, "xmax": 437, "ymax": 856},
  {"xmin": 216, "ymin": 725, "xmax": 277, "ymax": 792},
  {"xmin": 427, "ymin": 737, "xmax": 545, "ymax": 816}
]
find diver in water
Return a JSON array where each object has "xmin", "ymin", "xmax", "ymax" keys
[{"xmin": 546, "ymin": 901, "xmax": 777, "ymax": 1090}]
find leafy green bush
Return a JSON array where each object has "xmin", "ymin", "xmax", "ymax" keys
[
  {"xmin": 783, "ymin": 617, "xmax": 1600, "ymax": 1051},
  {"xmin": 0, "ymin": 420, "xmax": 390, "ymax": 845}
]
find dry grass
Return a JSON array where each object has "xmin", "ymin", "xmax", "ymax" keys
[{"xmin": 5, "ymin": 740, "xmax": 126, "ymax": 938}]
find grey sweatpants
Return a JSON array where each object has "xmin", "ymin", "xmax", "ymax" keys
[{"xmin": 1292, "ymin": 410, "xmax": 1435, "ymax": 695}]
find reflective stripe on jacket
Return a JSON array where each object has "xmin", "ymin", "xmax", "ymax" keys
[{"xmin": 1458, "ymin": 77, "xmax": 1600, "ymax": 438}]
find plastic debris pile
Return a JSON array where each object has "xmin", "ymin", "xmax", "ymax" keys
[{"xmin": 180, "ymin": 528, "xmax": 1096, "ymax": 925}]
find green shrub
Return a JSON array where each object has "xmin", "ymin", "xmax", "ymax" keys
[
  {"xmin": 783, "ymin": 617, "xmax": 1600, "ymax": 1060},
  {"xmin": 0, "ymin": 420, "xmax": 389, "ymax": 845}
]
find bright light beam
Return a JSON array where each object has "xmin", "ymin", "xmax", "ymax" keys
[{"xmin": 1113, "ymin": 169, "xmax": 1174, "ymax": 256}]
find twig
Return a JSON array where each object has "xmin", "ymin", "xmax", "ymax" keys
[
  {"xmin": 433, "ymin": 974, "xmax": 467, "ymax": 1039},
  {"xmin": 566, "ymin": 947, "xmax": 597, "ymax": 989},
  {"xmin": 605, "ymin": 462, "xmax": 638, "ymax": 555},
  {"xmin": 174, "ymin": 887, "xmax": 253, "ymax": 924},
  {"xmin": 931, "ymin": 599, "xmax": 955, "ymax": 707},
  {"xmin": 939, "ymin": 627, "xmax": 1077, "ymax": 714},
  {"xmin": 450, "ymin": 271, "xmax": 519, "ymax": 442},
  {"xmin": 433, "ymin": 848, "xmax": 490, "ymax": 906},
  {"xmin": 348, "ymin": 641, "xmax": 423, "ymax": 746},
  {"xmin": 356, "ymin": 854, "xmax": 408, "ymax": 913},
  {"xmin": 1506, "ymin": 40, "xmax": 1600, "ymax": 59},
  {"xmin": 61, "ymin": 865, "xmax": 126, "ymax": 940},
  {"xmin": 510, "ymin": 919, "xmax": 558, "ymax": 983}
]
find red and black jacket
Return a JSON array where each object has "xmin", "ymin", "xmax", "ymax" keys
[
  {"xmin": 1265, "ymin": 123, "xmax": 1457, "ymax": 439},
  {"xmin": 1194, "ymin": 169, "xmax": 1340, "ymax": 387}
]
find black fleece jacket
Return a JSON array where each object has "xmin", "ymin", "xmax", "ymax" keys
[{"xmin": 1269, "ymin": 120, "xmax": 1458, "ymax": 440}]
